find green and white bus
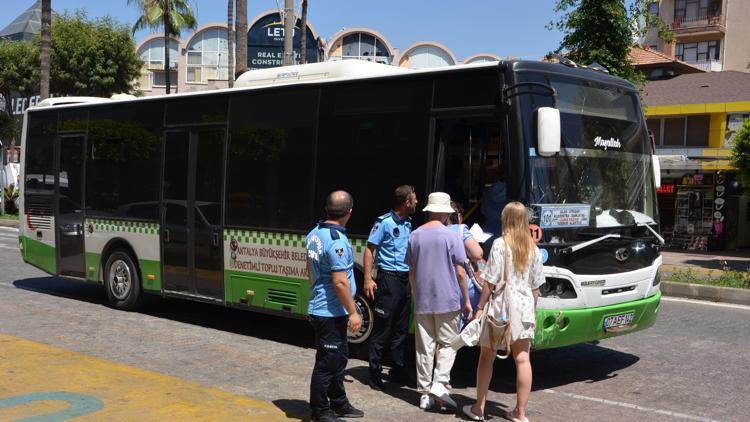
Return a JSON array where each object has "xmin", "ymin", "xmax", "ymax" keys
[{"xmin": 19, "ymin": 59, "xmax": 662, "ymax": 351}]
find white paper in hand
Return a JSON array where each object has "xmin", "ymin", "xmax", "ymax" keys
[{"xmin": 469, "ymin": 223, "xmax": 493, "ymax": 243}]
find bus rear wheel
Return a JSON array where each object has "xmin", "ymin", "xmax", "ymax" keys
[{"xmin": 104, "ymin": 250, "xmax": 142, "ymax": 310}]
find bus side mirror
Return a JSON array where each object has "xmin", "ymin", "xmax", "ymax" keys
[
  {"xmin": 537, "ymin": 107, "xmax": 560, "ymax": 157},
  {"xmin": 652, "ymin": 154, "xmax": 661, "ymax": 188}
]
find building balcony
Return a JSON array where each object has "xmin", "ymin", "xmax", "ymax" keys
[
  {"xmin": 687, "ymin": 59, "xmax": 723, "ymax": 72},
  {"xmin": 670, "ymin": 14, "xmax": 726, "ymax": 36}
]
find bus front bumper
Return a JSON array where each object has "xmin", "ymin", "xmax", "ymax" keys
[{"xmin": 532, "ymin": 291, "xmax": 662, "ymax": 351}]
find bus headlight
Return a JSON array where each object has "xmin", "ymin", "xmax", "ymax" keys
[
  {"xmin": 652, "ymin": 272, "xmax": 661, "ymax": 286},
  {"xmin": 540, "ymin": 277, "xmax": 578, "ymax": 299}
]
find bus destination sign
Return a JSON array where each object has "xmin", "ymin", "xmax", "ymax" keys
[{"xmin": 540, "ymin": 205, "xmax": 590, "ymax": 229}]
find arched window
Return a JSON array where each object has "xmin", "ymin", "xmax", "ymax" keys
[
  {"xmin": 138, "ymin": 38, "xmax": 179, "ymax": 90},
  {"xmin": 404, "ymin": 45, "xmax": 455, "ymax": 69},
  {"xmin": 333, "ymin": 32, "xmax": 391, "ymax": 64},
  {"xmin": 186, "ymin": 28, "xmax": 229, "ymax": 83},
  {"xmin": 465, "ymin": 55, "xmax": 499, "ymax": 64}
]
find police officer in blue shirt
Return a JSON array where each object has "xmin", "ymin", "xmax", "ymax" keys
[
  {"xmin": 363, "ymin": 185, "xmax": 418, "ymax": 390},
  {"xmin": 306, "ymin": 191, "xmax": 364, "ymax": 422}
]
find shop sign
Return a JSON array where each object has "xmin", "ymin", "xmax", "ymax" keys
[
  {"xmin": 247, "ymin": 12, "xmax": 318, "ymax": 69},
  {"xmin": 540, "ymin": 205, "xmax": 590, "ymax": 229},
  {"xmin": 657, "ymin": 183, "xmax": 675, "ymax": 194}
]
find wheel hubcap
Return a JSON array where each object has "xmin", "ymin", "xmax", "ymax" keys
[
  {"xmin": 348, "ymin": 295, "xmax": 373, "ymax": 344},
  {"xmin": 109, "ymin": 259, "xmax": 131, "ymax": 300}
]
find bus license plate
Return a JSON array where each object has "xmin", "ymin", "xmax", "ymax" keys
[{"xmin": 603, "ymin": 312, "xmax": 634, "ymax": 332}]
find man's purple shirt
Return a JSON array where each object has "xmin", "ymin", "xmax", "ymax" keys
[{"xmin": 406, "ymin": 224, "xmax": 467, "ymax": 315}]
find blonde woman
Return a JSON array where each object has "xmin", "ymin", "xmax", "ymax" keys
[{"xmin": 463, "ymin": 202, "xmax": 545, "ymax": 422}]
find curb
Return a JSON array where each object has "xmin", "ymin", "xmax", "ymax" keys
[
  {"xmin": 661, "ymin": 281, "xmax": 750, "ymax": 306},
  {"xmin": 0, "ymin": 219, "xmax": 19, "ymax": 228}
]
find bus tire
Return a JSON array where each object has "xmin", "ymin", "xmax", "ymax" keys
[
  {"xmin": 104, "ymin": 250, "xmax": 142, "ymax": 311},
  {"xmin": 348, "ymin": 292, "xmax": 374, "ymax": 357}
]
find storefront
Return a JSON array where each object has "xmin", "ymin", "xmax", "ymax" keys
[{"xmin": 659, "ymin": 167, "xmax": 748, "ymax": 251}]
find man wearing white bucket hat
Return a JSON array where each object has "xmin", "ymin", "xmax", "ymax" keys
[{"xmin": 406, "ymin": 192, "xmax": 472, "ymax": 410}]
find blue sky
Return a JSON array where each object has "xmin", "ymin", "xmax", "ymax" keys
[{"xmin": 2, "ymin": 0, "xmax": 567, "ymax": 60}]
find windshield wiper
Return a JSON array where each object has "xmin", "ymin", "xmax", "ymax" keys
[
  {"xmin": 561, "ymin": 234, "xmax": 621, "ymax": 254},
  {"xmin": 638, "ymin": 222, "xmax": 665, "ymax": 245}
]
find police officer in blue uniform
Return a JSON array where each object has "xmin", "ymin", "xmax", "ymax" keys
[
  {"xmin": 306, "ymin": 191, "xmax": 364, "ymax": 422},
  {"xmin": 364, "ymin": 185, "xmax": 418, "ymax": 390}
]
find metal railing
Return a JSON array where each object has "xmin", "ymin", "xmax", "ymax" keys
[
  {"xmin": 671, "ymin": 13, "xmax": 725, "ymax": 30},
  {"xmin": 690, "ymin": 60, "xmax": 723, "ymax": 72}
]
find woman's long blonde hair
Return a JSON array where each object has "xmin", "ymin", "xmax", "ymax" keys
[{"xmin": 501, "ymin": 201, "xmax": 536, "ymax": 274}]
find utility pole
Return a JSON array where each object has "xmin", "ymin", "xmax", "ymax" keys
[{"xmin": 283, "ymin": 0, "xmax": 294, "ymax": 65}]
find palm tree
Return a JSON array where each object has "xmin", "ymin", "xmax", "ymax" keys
[
  {"xmin": 227, "ymin": 0, "xmax": 234, "ymax": 87},
  {"xmin": 235, "ymin": 0, "xmax": 247, "ymax": 77},
  {"xmin": 40, "ymin": 0, "xmax": 51, "ymax": 99},
  {"xmin": 299, "ymin": 0, "xmax": 308, "ymax": 64},
  {"xmin": 129, "ymin": 0, "xmax": 197, "ymax": 94}
]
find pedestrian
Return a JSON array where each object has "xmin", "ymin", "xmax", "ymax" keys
[
  {"xmin": 447, "ymin": 201, "xmax": 485, "ymax": 316},
  {"xmin": 364, "ymin": 185, "xmax": 418, "ymax": 390},
  {"xmin": 462, "ymin": 201, "xmax": 545, "ymax": 422},
  {"xmin": 407, "ymin": 192, "xmax": 472, "ymax": 410},
  {"xmin": 306, "ymin": 191, "xmax": 365, "ymax": 422}
]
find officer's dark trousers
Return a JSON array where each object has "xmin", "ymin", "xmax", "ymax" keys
[
  {"xmin": 309, "ymin": 315, "xmax": 349, "ymax": 416},
  {"xmin": 368, "ymin": 270, "xmax": 411, "ymax": 378}
]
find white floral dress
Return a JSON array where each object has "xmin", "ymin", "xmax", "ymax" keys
[{"xmin": 482, "ymin": 237, "xmax": 545, "ymax": 343}]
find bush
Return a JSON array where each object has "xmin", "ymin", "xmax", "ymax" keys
[
  {"xmin": 2, "ymin": 184, "xmax": 19, "ymax": 214},
  {"xmin": 665, "ymin": 266, "xmax": 750, "ymax": 289}
]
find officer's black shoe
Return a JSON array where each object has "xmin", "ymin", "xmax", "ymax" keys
[
  {"xmin": 334, "ymin": 402, "xmax": 364, "ymax": 418},
  {"xmin": 369, "ymin": 374, "xmax": 385, "ymax": 391},
  {"xmin": 311, "ymin": 410, "xmax": 344, "ymax": 422},
  {"xmin": 388, "ymin": 367, "xmax": 412, "ymax": 386}
]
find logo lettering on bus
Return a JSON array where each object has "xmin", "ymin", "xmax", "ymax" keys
[{"xmin": 594, "ymin": 136, "xmax": 622, "ymax": 150}]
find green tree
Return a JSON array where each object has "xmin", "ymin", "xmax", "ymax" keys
[
  {"xmin": 129, "ymin": 0, "xmax": 197, "ymax": 94},
  {"xmin": 235, "ymin": 0, "xmax": 247, "ymax": 77},
  {"xmin": 40, "ymin": 0, "xmax": 51, "ymax": 99},
  {"xmin": 549, "ymin": 0, "xmax": 673, "ymax": 86},
  {"xmin": 0, "ymin": 40, "xmax": 39, "ymax": 146},
  {"xmin": 299, "ymin": 0, "xmax": 308, "ymax": 64},
  {"xmin": 227, "ymin": 0, "xmax": 234, "ymax": 87},
  {"xmin": 49, "ymin": 11, "xmax": 143, "ymax": 97},
  {"xmin": 730, "ymin": 118, "xmax": 750, "ymax": 193}
]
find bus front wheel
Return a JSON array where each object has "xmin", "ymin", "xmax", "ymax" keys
[{"xmin": 104, "ymin": 250, "xmax": 143, "ymax": 311}]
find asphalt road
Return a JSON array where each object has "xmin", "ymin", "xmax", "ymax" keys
[{"xmin": 1, "ymin": 226, "xmax": 748, "ymax": 421}]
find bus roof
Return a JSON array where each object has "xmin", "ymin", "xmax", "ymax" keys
[{"xmin": 25, "ymin": 59, "xmax": 636, "ymax": 112}]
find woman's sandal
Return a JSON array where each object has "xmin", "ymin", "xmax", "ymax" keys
[
  {"xmin": 504, "ymin": 409, "xmax": 529, "ymax": 422},
  {"xmin": 462, "ymin": 405, "xmax": 484, "ymax": 421}
]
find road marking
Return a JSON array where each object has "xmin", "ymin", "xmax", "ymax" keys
[
  {"xmin": 0, "ymin": 226, "xmax": 18, "ymax": 232},
  {"xmin": 541, "ymin": 389, "xmax": 721, "ymax": 422},
  {"xmin": 0, "ymin": 243, "xmax": 18, "ymax": 250},
  {"xmin": 0, "ymin": 334, "xmax": 290, "ymax": 420},
  {"xmin": 662, "ymin": 296, "xmax": 750, "ymax": 311}
]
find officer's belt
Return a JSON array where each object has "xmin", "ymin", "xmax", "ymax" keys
[{"xmin": 377, "ymin": 269, "xmax": 409, "ymax": 277}]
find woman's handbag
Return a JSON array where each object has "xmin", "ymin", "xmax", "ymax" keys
[
  {"xmin": 450, "ymin": 240, "xmax": 513, "ymax": 359},
  {"xmin": 481, "ymin": 242, "xmax": 512, "ymax": 359}
]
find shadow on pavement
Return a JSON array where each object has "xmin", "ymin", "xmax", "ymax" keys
[
  {"xmin": 13, "ymin": 276, "xmax": 640, "ymax": 412},
  {"xmin": 12, "ymin": 276, "xmax": 315, "ymax": 351},
  {"xmin": 683, "ymin": 259, "xmax": 750, "ymax": 271},
  {"xmin": 272, "ymin": 399, "xmax": 310, "ymax": 421}
]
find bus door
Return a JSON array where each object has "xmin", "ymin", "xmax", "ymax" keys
[
  {"xmin": 162, "ymin": 128, "xmax": 225, "ymax": 301},
  {"xmin": 433, "ymin": 116, "xmax": 506, "ymax": 234},
  {"xmin": 56, "ymin": 134, "xmax": 86, "ymax": 277}
]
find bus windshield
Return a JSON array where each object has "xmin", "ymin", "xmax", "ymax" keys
[{"xmin": 518, "ymin": 72, "xmax": 657, "ymax": 228}]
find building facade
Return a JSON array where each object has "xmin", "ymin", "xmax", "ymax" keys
[
  {"xmin": 134, "ymin": 10, "xmax": 501, "ymax": 96},
  {"xmin": 643, "ymin": 71, "xmax": 750, "ymax": 251},
  {"xmin": 643, "ymin": 0, "xmax": 750, "ymax": 72}
]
